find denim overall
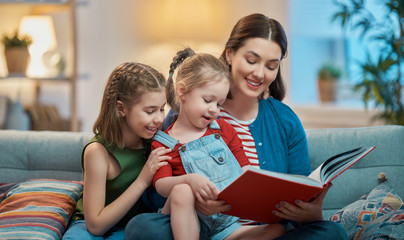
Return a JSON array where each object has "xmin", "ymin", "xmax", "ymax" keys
[{"xmin": 153, "ymin": 120, "xmax": 243, "ymax": 240}]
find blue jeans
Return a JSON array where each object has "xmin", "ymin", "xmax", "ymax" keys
[
  {"xmin": 124, "ymin": 213, "xmax": 348, "ymax": 240},
  {"xmin": 63, "ymin": 220, "xmax": 125, "ymax": 240}
]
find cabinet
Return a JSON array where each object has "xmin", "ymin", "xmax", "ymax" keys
[{"xmin": 0, "ymin": 0, "xmax": 78, "ymax": 131}]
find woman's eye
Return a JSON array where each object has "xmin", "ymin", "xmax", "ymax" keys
[
  {"xmin": 246, "ymin": 59, "xmax": 255, "ymax": 64},
  {"xmin": 266, "ymin": 66, "xmax": 275, "ymax": 71},
  {"xmin": 266, "ymin": 64, "xmax": 279, "ymax": 71},
  {"xmin": 203, "ymin": 98, "xmax": 211, "ymax": 103},
  {"xmin": 146, "ymin": 110, "xmax": 154, "ymax": 114}
]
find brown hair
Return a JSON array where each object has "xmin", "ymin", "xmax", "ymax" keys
[
  {"xmin": 166, "ymin": 48, "xmax": 230, "ymax": 112},
  {"xmin": 93, "ymin": 62, "xmax": 166, "ymax": 148},
  {"xmin": 220, "ymin": 13, "xmax": 288, "ymax": 101}
]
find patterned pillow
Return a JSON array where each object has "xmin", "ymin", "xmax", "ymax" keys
[
  {"xmin": 329, "ymin": 181, "xmax": 403, "ymax": 239},
  {"xmin": 0, "ymin": 179, "xmax": 83, "ymax": 240},
  {"xmin": 353, "ymin": 208, "xmax": 404, "ymax": 239}
]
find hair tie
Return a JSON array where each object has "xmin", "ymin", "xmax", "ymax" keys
[{"xmin": 169, "ymin": 73, "xmax": 173, "ymax": 77}]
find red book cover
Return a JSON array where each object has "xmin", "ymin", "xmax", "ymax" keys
[{"xmin": 218, "ymin": 146, "xmax": 375, "ymax": 224}]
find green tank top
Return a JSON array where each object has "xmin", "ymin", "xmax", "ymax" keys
[{"xmin": 71, "ymin": 135, "xmax": 150, "ymax": 227}]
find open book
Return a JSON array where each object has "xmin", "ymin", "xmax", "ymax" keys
[{"xmin": 218, "ymin": 146, "xmax": 375, "ymax": 224}]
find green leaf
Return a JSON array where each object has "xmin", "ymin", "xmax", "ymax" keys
[
  {"xmin": 371, "ymin": 83, "xmax": 384, "ymax": 104},
  {"xmin": 1, "ymin": 30, "xmax": 32, "ymax": 48},
  {"xmin": 332, "ymin": 0, "xmax": 404, "ymax": 125}
]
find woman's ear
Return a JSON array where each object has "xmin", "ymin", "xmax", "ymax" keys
[
  {"xmin": 117, "ymin": 100, "xmax": 126, "ymax": 117},
  {"xmin": 225, "ymin": 48, "xmax": 233, "ymax": 65}
]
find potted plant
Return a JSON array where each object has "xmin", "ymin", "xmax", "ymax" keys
[
  {"xmin": 332, "ymin": 0, "xmax": 403, "ymax": 125},
  {"xmin": 317, "ymin": 63, "xmax": 342, "ymax": 102},
  {"xmin": 1, "ymin": 30, "xmax": 32, "ymax": 75}
]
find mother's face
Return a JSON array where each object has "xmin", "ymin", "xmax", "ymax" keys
[{"xmin": 225, "ymin": 37, "xmax": 282, "ymax": 98}]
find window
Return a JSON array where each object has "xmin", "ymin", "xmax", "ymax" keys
[{"xmin": 288, "ymin": 0, "xmax": 388, "ymax": 108}]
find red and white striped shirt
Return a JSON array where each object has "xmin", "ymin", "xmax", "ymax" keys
[
  {"xmin": 220, "ymin": 107, "xmax": 260, "ymax": 225},
  {"xmin": 219, "ymin": 107, "xmax": 259, "ymax": 169}
]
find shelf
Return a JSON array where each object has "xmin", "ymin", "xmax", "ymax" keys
[
  {"xmin": 291, "ymin": 104, "xmax": 384, "ymax": 129},
  {"xmin": 0, "ymin": 75, "xmax": 70, "ymax": 81},
  {"xmin": 0, "ymin": 0, "xmax": 70, "ymax": 4},
  {"xmin": 0, "ymin": 0, "xmax": 78, "ymax": 131}
]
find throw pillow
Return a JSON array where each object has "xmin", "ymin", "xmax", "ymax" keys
[
  {"xmin": 329, "ymin": 181, "xmax": 403, "ymax": 239},
  {"xmin": 0, "ymin": 179, "xmax": 83, "ymax": 240},
  {"xmin": 352, "ymin": 208, "xmax": 404, "ymax": 239}
]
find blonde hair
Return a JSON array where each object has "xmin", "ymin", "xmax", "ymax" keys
[
  {"xmin": 166, "ymin": 48, "xmax": 230, "ymax": 112},
  {"xmin": 93, "ymin": 62, "xmax": 166, "ymax": 148}
]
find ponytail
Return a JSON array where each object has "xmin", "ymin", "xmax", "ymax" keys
[{"xmin": 166, "ymin": 48, "xmax": 195, "ymax": 112}]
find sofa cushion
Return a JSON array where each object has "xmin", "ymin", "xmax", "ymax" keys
[
  {"xmin": 329, "ymin": 180, "xmax": 403, "ymax": 239},
  {"xmin": 352, "ymin": 208, "xmax": 404, "ymax": 239},
  {"xmin": 0, "ymin": 179, "xmax": 83, "ymax": 240}
]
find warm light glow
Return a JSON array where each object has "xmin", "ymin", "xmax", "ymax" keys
[
  {"xmin": 139, "ymin": 0, "xmax": 226, "ymax": 41},
  {"xmin": 19, "ymin": 15, "xmax": 57, "ymax": 77}
]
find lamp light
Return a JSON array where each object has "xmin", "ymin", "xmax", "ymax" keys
[
  {"xmin": 140, "ymin": 0, "xmax": 226, "ymax": 41},
  {"xmin": 19, "ymin": 15, "xmax": 57, "ymax": 77}
]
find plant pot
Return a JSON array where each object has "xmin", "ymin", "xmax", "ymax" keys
[
  {"xmin": 4, "ymin": 47, "xmax": 30, "ymax": 75},
  {"xmin": 318, "ymin": 78, "xmax": 337, "ymax": 102}
]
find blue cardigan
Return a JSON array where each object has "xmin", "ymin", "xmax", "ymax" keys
[{"xmin": 249, "ymin": 98, "xmax": 311, "ymax": 176}]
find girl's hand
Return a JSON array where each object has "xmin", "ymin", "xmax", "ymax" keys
[
  {"xmin": 272, "ymin": 183, "xmax": 331, "ymax": 223},
  {"xmin": 260, "ymin": 89, "xmax": 270, "ymax": 100},
  {"xmin": 186, "ymin": 173, "xmax": 219, "ymax": 204},
  {"xmin": 195, "ymin": 199, "xmax": 230, "ymax": 216},
  {"xmin": 137, "ymin": 147, "xmax": 171, "ymax": 187}
]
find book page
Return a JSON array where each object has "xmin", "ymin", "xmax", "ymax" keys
[
  {"xmin": 321, "ymin": 148, "xmax": 362, "ymax": 176},
  {"xmin": 307, "ymin": 162, "xmax": 324, "ymax": 182},
  {"xmin": 321, "ymin": 146, "xmax": 374, "ymax": 183},
  {"xmin": 307, "ymin": 146, "xmax": 374, "ymax": 185}
]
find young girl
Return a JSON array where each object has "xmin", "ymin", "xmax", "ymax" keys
[
  {"xmin": 151, "ymin": 48, "xmax": 285, "ymax": 240},
  {"xmin": 62, "ymin": 62, "xmax": 172, "ymax": 239}
]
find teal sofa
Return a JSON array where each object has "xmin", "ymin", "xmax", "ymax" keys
[
  {"xmin": 0, "ymin": 125, "xmax": 403, "ymax": 239},
  {"xmin": 0, "ymin": 130, "xmax": 92, "ymax": 183},
  {"xmin": 307, "ymin": 125, "xmax": 404, "ymax": 239},
  {"xmin": 306, "ymin": 125, "xmax": 404, "ymax": 219}
]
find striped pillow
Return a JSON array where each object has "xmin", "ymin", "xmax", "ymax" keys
[{"xmin": 0, "ymin": 179, "xmax": 83, "ymax": 240}]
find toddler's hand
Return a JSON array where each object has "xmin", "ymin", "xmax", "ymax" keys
[{"xmin": 186, "ymin": 173, "xmax": 219, "ymax": 204}]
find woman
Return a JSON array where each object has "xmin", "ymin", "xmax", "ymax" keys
[{"xmin": 125, "ymin": 14, "xmax": 347, "ymax": 239}]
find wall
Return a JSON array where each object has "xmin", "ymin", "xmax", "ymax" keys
[
  {"xmin": 1, "ymin": 0, "xmax": 385, "ymax": 131},
  {"xmin": 74, "ymin": 0, "xmax": 289, "ymax": 132}
]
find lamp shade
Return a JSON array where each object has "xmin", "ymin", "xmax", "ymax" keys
[{"xmin": 19, "ymin": 15, "xmax": 57, "ymax": 77}]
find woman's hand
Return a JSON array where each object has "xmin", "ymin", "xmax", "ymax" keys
[
  {"xmin": 195, "ymin": 199, "xmax": 231, "ymax": 216},
  {"xmin": 186, "ymin": 173, "xmax": 219, "ymax": 204},
  {"xmin": 137, "ymin": 147, "xmax": 171, "ymax": 187},
  {"xmin": 272, "ymin": 183, "xmax": 332, "ymax": 223}
]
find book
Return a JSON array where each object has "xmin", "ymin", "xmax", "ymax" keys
[{"xmin": 218, "ymin": 146, "xmax": 375, "ymax": 224}]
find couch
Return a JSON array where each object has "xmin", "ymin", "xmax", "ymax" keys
[{"xmin": 0, "ymin": 125, "xmax": 403, "ymax": 239}]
